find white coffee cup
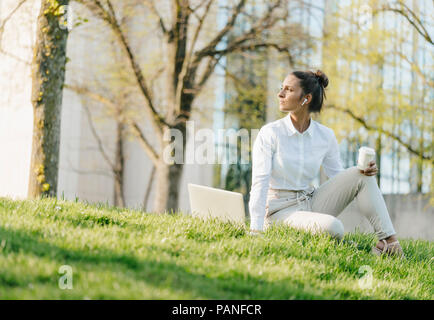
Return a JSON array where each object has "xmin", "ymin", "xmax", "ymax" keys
[{"xmin": 357, "ymin": 147, "xmax": 376, "ymax": 170}]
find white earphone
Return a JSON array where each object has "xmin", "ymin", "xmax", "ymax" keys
[{"xmin": 301, "ymin": 98, "xmax": 308, "ymax": 106}]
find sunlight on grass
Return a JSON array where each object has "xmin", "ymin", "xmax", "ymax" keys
[{"xmin": 0, "ymin": 197, "xmax": 432, "ymax": 299}]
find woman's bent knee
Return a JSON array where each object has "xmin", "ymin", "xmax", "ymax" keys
[
  {"xmin": 284, "ymin": 211, "xmax": 344, "ymax": 239},
  {"xmin": 313, "ymin": 214, "xmax": 344, "ymax": 239}
]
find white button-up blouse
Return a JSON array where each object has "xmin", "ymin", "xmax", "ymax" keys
[{"xmin": 248, "ymin": 113, "xmax": 345, "ymax": 231}]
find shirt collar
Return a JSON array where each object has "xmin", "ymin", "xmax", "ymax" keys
[{"xmin": 283, "ymin": 113, "xmax": 314, "ymax": 138}]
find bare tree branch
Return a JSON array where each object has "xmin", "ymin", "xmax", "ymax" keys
[
  {"xmin": 64, "ymin": 83, "xmax": 117, "ymax": 108},
  {"xmin": 328, "ymin": 104, "xmax": 433, "ymax": 162},
  {"xmin": 175, "ymin": 0, "xmax": 214, "ymax": 113},
  {"xmin": 0, "ymin": 0, "xmax": 28, "ymax": 36},
  {"xmin": 206, "ymin": 41, "xmax": 295, "ymax": 64},
  {"xmin": 143, "ymin": 165, "xmax": 156, "ymax": 210},
  {"xmin": 189, "ymin": 0, "xmax": 212, "ymax": 13},
  {"xmin": 195, "ymin": 0, "xmax": 284, "ymax": 59},
  {"xmin": 195, "ymin": 0, "xmax": 246, "ymax": 59},
  {"xmin": 192, "ymin": 1, "xmax": 287, "ymax": 92},
  {"xmin": 0, "ymin": 48, "xmax": 31, "ymax": 65},
  {"xmin": 76, "ymin": 0, "xmax": 170, "ymax": 134},
  {"xmin": 66, "ymin": 157, "xmax": 115, "ymax": 178},
  {"xmin": 374, "ymin": 1, "xmax": 433, "ymax": 45},
  {"xmin": 0, "ymin": 0, "xmax": 28, "ymax": 56},
  {"xmin": 149, "ymin": 66, "xmax": 166, "ymax": 90},
  {"xmin": 64, "ymin": 84, "xmax": 160, "ymax": 165},
  {"xmin": 188, "ymin": 0, "xmax": 214, "ymax": 54},
  {"xmin": 142, "ymin": 0, "xmax": 169, "ymax": 35},
  {"xmin": 195, "ymin": 55, "xmax": 223, "ymax": 91},
  {"xmin": 394, "ymin": 51, "xmax": 434, "ymax": 88},
  {"xmin": 129, "ymin": 121, "xmax": 160, "ymax": 165},
  {"xmin": 105, "ymin": 0, "xmax": 169, "ymax": 128},
  {"xmin": 82, "ymin": 104, "xmax": 116, "ymax": 171}
]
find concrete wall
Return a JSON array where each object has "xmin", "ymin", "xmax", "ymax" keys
[{"xmin": 338, "ymin": 193, "xmax": 433, "ymax": 241}]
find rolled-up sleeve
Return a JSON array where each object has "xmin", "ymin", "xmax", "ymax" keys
[
  {"xmin": 322, "ymin": 130, "xmax": 345, "ymax": 179},
  {"xmin": 248, "ymin": 127, "xmax": 275, "ymax": 231}
]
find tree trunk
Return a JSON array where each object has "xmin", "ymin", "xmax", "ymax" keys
[
  {"xmin": 113, "ymin": 122, "xmax": 125, "ymax": 207},
  {"xmin": 153, "ymin": 162, "xmax": 184, "ymax": 214},
  {"xmin": 114, "ymin": 173, "xmax": 125, "ymax": 207},
  {"xmin": 28, "ymin": 0, "xmax": 69, "ymax": 198},
  {"xmin": 153, "ymin": 122, "xmax": 187, "ymax": 214},
  {"xmin": 376, "ymin": 132, "xmax": 382, "ymax": 188},
  {"xmin": 417, "ymin": 120, "xmax": 424, "ymax": 193}
]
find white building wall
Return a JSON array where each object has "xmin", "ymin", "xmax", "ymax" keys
[
  {"xmin": 59, "ymin": 1, "xmax": 218, "ymax": 213},
  {"xmin": 0, "ymin": 0, "xmax": 40, "ymax": 199},
  {"xmin": 58, "ymin": 2, "xmax": 116, "ymax": 204},
  {"xmin": 0, "ymin": 0, "xmax": 218, "ymax": 214}
]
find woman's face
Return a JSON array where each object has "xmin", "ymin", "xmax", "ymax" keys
[{"xmin": 277, "ymin": 74, "xmax": 306, "ymax": 112}]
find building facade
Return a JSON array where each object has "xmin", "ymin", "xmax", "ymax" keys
[{"xmin": 0, "ymin": 0, "xmax": 219, "ymax": 214}]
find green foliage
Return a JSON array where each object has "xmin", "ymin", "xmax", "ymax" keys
[
  {"xmin": 319, "ymin": 0, "xmax": 432, "ymax": 200},
  {"xmin": 0, "ymin": 197, "xmax": 432, "ymax": 299},
  {"xmin": 220, "ymin": 51, "xmax": 268, "ymax": 207}
]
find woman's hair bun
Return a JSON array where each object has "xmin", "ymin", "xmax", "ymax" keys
[{"xmin": 314, "ymin": 70, "xmax": 329, "ymax": 88}]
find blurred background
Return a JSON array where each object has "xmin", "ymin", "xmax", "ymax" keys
[{"xmin": 0, "ymin": 0, "xmax": 432, "ymax": 239}]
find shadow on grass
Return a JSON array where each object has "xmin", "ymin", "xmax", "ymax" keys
[{"xmin": 0, "ymin": 226, "xmax": 361, "ymax": 300}]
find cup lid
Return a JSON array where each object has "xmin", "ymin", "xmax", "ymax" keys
[{"xmin": 359, "ymin": 146, "xmax": 375, "ymax": 154}]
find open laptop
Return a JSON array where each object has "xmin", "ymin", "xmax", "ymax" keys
[{"xmin": 187, "ymin": 183, "xmax": 246, "ymax": 224}]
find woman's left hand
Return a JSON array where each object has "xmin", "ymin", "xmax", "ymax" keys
[{"xmin": 360, "ymin": 160, "xmax": 378, "ymax": 176}]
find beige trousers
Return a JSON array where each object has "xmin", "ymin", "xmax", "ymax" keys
[{"xmin": 264, "ymin": 166, "xmax": 396, "ymax": 240}]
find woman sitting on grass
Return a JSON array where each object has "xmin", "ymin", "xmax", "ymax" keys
[{"xmin": 248, "ymin": 69, "xmax": 404, "ymax": 257}]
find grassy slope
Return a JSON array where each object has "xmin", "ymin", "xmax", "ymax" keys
[{"xmin": 0, "ymin": 197, "xmax": 432, "ymax": 300}]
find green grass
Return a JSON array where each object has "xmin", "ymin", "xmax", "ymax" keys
[{"xmin": 0, "ymin": 197, "xmax": 432, "ymax": 300}]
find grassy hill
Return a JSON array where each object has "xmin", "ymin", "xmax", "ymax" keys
[{"xmin": 0, "ymin": 197, "xmax": 432, "ymax": 299}]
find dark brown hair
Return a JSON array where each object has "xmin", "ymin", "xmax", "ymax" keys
[{"xmin": 291, "ymin": 70, "xmax": 329, "ymax": 113}]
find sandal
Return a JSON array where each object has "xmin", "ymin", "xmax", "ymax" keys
[{"xmin": 371, "ymin": 239, "xmax": 405, "ymax": 258}]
